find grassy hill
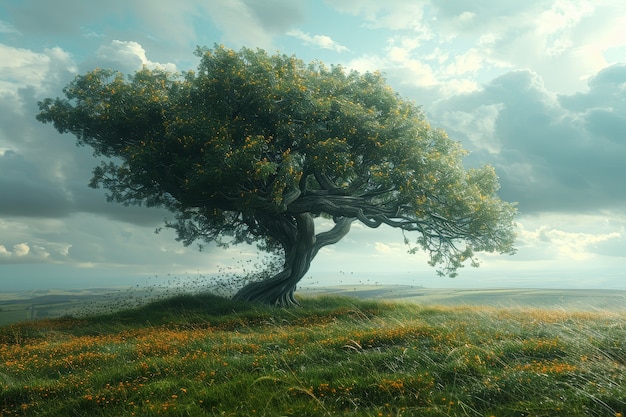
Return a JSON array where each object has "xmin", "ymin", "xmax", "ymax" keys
[{"xmin": 1, "ymin": 293, "xmax": 625, "ymax": 416}]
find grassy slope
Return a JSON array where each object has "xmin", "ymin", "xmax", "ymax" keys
[{"xmin": 0, "ymin": 293, "xmax": 625, "ymax": 416}]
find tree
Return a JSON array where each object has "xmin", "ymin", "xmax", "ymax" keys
[{"xmin": 37, "ymin": 45, "xmax": 517, "ymax": 306}]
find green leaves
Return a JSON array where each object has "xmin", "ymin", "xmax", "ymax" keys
[{"xmin": 37, "ymin": 44, "xmax": 516, "ymax": 277}]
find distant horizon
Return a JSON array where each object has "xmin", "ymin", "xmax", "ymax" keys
[
  {"xmin": 2, "ymin": 1, "xmax": 626, "ymax": 295},
  {"xmin": 2, "ymin": 263, "xmax": 625, "ymax": 293}
]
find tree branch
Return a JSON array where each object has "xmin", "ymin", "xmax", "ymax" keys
[{"xmin": 312, "ymin": 216, "xmax": 354, "ymax": 258}]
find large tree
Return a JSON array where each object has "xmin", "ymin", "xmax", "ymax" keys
[{"xmin": 37, "ymin": 45, "xmax": 517, "ymax": 306}]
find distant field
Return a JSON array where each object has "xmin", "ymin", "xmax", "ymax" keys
[
  {"xmin": 2, "ymin": 285, "xmax": 625, "ymax": 326},
  {"xmin": 301, "ymin": 285, "xmax": 626, "ymax": 311},
  {"xmin": 0, "ymin": 287, "xmax": 174, "ymax": 326}
]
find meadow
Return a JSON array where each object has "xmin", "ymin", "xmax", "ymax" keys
[{"xmin": 0, "ymin": 292, "xmax": 625, "ymax": 416}]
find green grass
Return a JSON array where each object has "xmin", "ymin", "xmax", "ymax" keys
[{"xmin": 1, "ymin": 293, "xmax": 625, "ymax": 416}]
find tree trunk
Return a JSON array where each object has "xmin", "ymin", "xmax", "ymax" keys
[{"xmin": 233, "ymin": 214, "xmax": 353, "ymax": 306}]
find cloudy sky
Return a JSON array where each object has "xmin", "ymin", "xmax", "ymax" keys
[{"xmin": 1, "ymin": 0, "xmax": 625, "ymax": 292}]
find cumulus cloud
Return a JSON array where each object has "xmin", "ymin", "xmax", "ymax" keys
[
  {"xmin": 0, "ymin": 241, "xmax": 58, "ymax": 263},
  {"xmin": 344, "ymin": 54, "xmax": 387, "ymax": 75},
  {"xmin": 333, "ymin": 0, "xmax": 626, "ymax": 96},
  {"xmin": 1, "ymin": 0, "xmax": 625, "ymax": 287},
  {"xmin": 0, "ymin": 40, "xmax": 175, "ymax": 226},
  {"xmin": 429, "ymin": 66, "xmax": 626, "ymax": 214},
  {"xmin": 445, "ymin": 48, "xmax": 488, "ymax": 77},
  {"xmin": 287, "ymin": 29, "xmax": 349, "ymax": 52},
  {"xmin": 13, "ymin": 242, "xmax": 30, "ymax": 256},
  {"xmin": 374, "ymin": 242, "xmax": 395, "ymax": 254},
  {"xmin": 0, "ymin": 243, "xmax": 29, "ymax": 257},
  {"xmin": 437, "ymin": 103, "xmax": 504, "ymax": 153},
  {"xmin": 517, "ymin": 222, "xmax": 622, "ymax": 261},
  {"xmin": 0, "ymin": 42, "xmax": 205, "ymax": 269},
  {"xmin": 438, "ymin": 0, "xmax": 625, "ymax": 93},
  {"xmin": 92, "ymin": 40, "xmax": 177, "ymax": 73},
  {"xmin": 0, "ymin": 44, "xmax": 76, "ymax": 99},
  {"xmin": 330, "ymin": 0, "xmax": 431, "ymax": 32}
]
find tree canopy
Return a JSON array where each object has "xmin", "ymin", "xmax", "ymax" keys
[{"xmin": 37, "ymin": 45, "xmax": 517, "ymax": 306}]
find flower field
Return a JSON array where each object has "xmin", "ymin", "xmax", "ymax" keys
[{"xmin": 1, "ymin": 293, "xmax": 625, "ymax": 416}]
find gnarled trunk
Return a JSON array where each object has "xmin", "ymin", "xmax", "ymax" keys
[{"xmin": 233, "ymin": 214, "xmax": 353, "ymax": 306}]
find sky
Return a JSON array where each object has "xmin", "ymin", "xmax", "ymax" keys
[{"xmin": 1, "ymin": 0, "xmax": 626, "ymax": 292}]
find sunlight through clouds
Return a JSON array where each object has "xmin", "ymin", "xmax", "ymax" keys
[
  {"xmin": 517, "ymin": 222, "xmax": 622, "ymax": 261},
  {"xmin": 535, "ymin": 0, "xmax": 594, "ymax": 56},
  {"xmin": 1, "ymin": 0, "xmax": 625, "ymax": 290}
]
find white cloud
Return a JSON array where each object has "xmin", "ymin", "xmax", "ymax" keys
[
  {"xmin": 0, "ymin": 44, "xmax": 77, "ymax": 109},
  {"xmin": 287, "ymin": 29, "xmax": 349, "ymax": 53},
  {"xmin": 344, "ymin": 37, "xmax": 483, "ymax": 98},
  {"xmin": 0, "ymin": 231, "xmax": 73, "ymax": 264},
  {"xmin": 385, "ymin": 38, "xmax": 438, "ymax": 88},
  {"xmin": 335, "ymin": 1, "xmax": 626, "ymax": 95},
  {"xmin": 466, "ymin": 1, "xmax": 625, "ymax": 93},
  {"xmin": 374, "ymin": 242, "xmax": 394, "ymax": 254},
  {"xmin": 344, "ymin": 54, "xmax": 386, "ymax": 74},
  {"xmin": 13, "ymin": 243, "xmax": 30, "ymax": 256},
  {"xmin": 0, "ymin": 242, "xmax": 30, "ymax": 258},
  {"xmin": 518, "ymin": 223, "xmax": 621, "ymax": 261},
  {"xmin": 457, "ymin": 11, "xmax": 476, "ymax": 24},
  {"xmin": 95, "ymin": 40, "xmax": 177, "ymax": 73},
  {"xmin": 445, "ymin": 48, "xmax": 486, "ymax": 76},
  {"xmin": 0, "ymin": 45, "xmax": 52, "ymax": 95},
  {"xmin": 2, "ymin": 0, "xmax": 626, "ymax": 292},
  {"xmin": 436, "ymin": 103, "xmax": 504, "ymax": 153},
  {"xmin": 535, "ymin": 0, "xmax": 594, "ymax": 56},
  {"xmin": 330, "ymin": 1, "xmax": 430, "ymax": 32},
  {"xmin": 428, "ymin": 66, "xmax": 626, "ymax": 213}
]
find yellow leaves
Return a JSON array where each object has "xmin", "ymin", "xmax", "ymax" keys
[{"xmin": 253, "ymin": 158, "xmax": 276, "ymax": 180}]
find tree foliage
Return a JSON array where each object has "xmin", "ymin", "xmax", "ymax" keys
[{"xmin": 37, "ymin": 45, "xmax": 517, "ymax": 306}]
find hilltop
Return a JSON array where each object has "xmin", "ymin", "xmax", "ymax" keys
[{"xmin": 1, "ymin": 292, "xmax": 625, "ymax": 416}]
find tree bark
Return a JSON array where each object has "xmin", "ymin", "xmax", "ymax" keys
[{"xmin": 233, "ymin": 214, "xmax": 353, "ymax": 306}]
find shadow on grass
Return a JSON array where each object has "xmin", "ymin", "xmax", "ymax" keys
[
  {"xmin": 10, "ymin": 292, "xmax": 391, "ymax": 339},
  {"xmin": 0, "ymin": 290, "xmax": 400, "ymax": 346}
]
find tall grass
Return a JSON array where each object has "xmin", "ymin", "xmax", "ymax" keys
[{"xmin": 1, "ymin": 293, "xmax": 624, "ymax": 416}]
